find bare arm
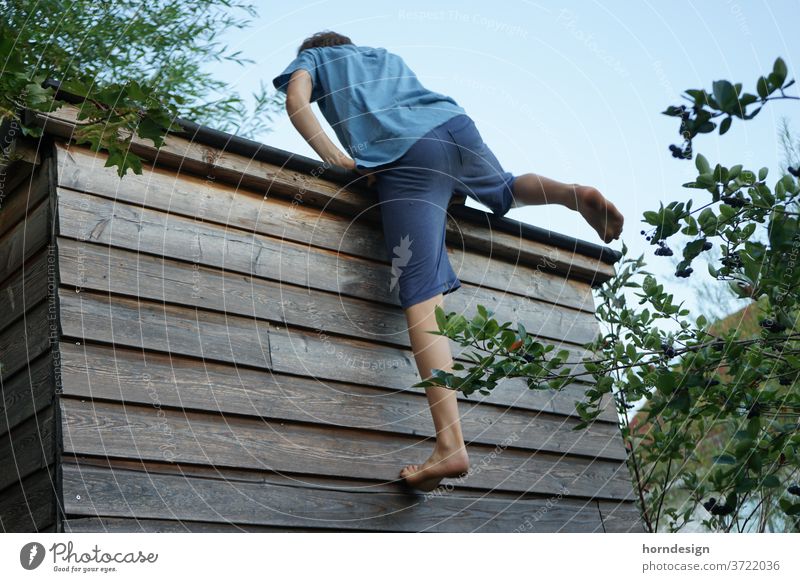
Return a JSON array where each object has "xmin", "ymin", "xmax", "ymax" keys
[{"xmin": 285, "ymin": 69, "xmax": 356, "ymax": 170}]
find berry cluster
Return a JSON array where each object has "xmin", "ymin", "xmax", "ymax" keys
[
  {"xmin": 720, "ymin": 195, "xmax": 749, "ymax": 208},
  {"xmin": 654, "ymin": 240, "xmax": 673, "ymax": 256},
  {"xmin": 703, "ymin": 498, "xmax": 734, "ymax": 516},
  {"xmin": 759, "ymin": 318, "xmax": 787, "ymax": 333},
  {"xmin": 721, "ymin": 253, "xmax": 743, "ymax": 269}
]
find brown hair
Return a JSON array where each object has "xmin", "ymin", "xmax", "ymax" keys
[{"xmin": 297, "ymin": 31, "xmax": 353, "ymax": 55}]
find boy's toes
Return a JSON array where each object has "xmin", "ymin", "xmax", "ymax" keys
[{"xmin": 399, "ymin": 464, "xmax": 417, "ymax": 478}]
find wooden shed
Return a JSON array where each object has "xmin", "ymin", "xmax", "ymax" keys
[{"xmin": 0, "ymin": 87, "xmax": 643, "ymax": 533}]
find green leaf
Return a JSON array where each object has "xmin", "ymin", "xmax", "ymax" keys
[
  {"xmin": 773, "ymin": 57, "xmax": 788, "ymax": 86},
  {"xmin": 643, "ymin": 210, "xmax": 660, "ymax": 225},
  {"xmin": 756, "ymin": 76, "xmax": 770, "ymax": 99},
  {"xmin": 719, "ymin": 117, "xmax": 732, "ymax": 135},
  {"xmin": 695, "ymin": 153, "xmax": 711, "ymax": 175},
  {"xmin": 712, "ymin": 80, "xmax": 737, "ymax": 112},
  {"xmin": 656, "ymin": 371, "xmax": 676, "ymax": 394},
  {"xmin": 434, "ymin": 305, "xmax": 447, "ymax": 331},
  {"xmin": 712, "ymin": 454, "xmax": 737, "ymax": 465}
]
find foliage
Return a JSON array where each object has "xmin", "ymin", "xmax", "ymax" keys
[
  {"xmin": 0, "ymin": 0, "xmax": 283, "ymax": 177},
  {"xmin": 414, "ymin": 57, "xmax": 800, "ymax": 532}
]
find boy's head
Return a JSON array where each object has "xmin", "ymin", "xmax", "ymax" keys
[{"xmin": 297, "ymin": 31, "xmax": 353, "ymax": 55}]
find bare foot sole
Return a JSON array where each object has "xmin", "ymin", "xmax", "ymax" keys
[
  {"xmin": 399, "ymin": 449, "xmax": 470, "ymax": 492},
  {"xmin": 576, "ymin": 186, "xmax": 624, "ymax": 243}
]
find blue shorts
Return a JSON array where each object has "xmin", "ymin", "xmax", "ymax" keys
[{"xmin": 373, "ymin": 113, "xmax": 517, "ymax": 309}]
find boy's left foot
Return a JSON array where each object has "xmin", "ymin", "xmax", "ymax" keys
[{"xmin": 575, "ymin": 185, "xmax": 624, "ymax": 243}]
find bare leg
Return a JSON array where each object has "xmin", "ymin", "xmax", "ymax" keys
[
  {"xmin": 398, "ymin": 293, "xmax": 470, "ymax": 491},
  {"xmin": 509, "ymin": 173, "xmax": 624, "ymax": 243}
]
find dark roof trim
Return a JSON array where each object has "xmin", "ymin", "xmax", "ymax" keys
[{"xmin": 38, "ymin": 77, "xmax": 622, "ymax": 265}]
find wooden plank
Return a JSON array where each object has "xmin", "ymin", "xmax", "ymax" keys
[
  {"xmin": 0, "ymin": 405, "xmax": 55, "ymax": 492},
  {"xmin": 57, "ymin": 236, "xmax": 598, "ymax": 361},
  {"xmin": 62, "ymin": 517, "xmax": 348, "ymax": 533},
  {"xmin": 0, "ymin": 137, "xmax": 42, "ymax": 202},
  {"xmin": 0, "ymin": 466, "xmax": 56, "ymax": 533},
  {"xmin": 36, "ymin": 109, "xmax": 615, "ymax": 282},
  {"xmin": 268, "ymin": 323, "xmax": 594, "ymax": 407},
  {"xmin": 0, "ymin": 159, "xmax": 49, "ymax": 237},
  {"xmin": 59, "ymin": 397, "xmax": 636, "ymax": 500},
  {"xmin": 56, "ymin": 144, "xmax": 596, "ymax": 312},
  {"xmin": 0, "ymin": 246, "xmax": 50, "ymax": 333},
  {"xmin": 0, "ymin": 352, "xmax": 54, "ymax": 439},
  {"xmin": 57, "ymin": 272, "xmax": 610, "ymax": 421},
  {"xmin": 0, "ymin": 299, "xmax": 51, "ymax": 381},
  {"xmin": 445, "ymin": 209, "xmax": 616, "ymax": 284},
  {"xmin": 57, "ymin": 186, "xmax": 396, "ymax": 306},
  {"xmin": 58, "ymin": 342, "xmax": 627, "ymax": 461},
  {"xmin": 58, "ymin": 288, "xmax": 271, "ymax": 370},
  {"xmin": 598, "ymin": 500, "xmax": 647, "ymax": 532},
  {"xmin": 444, "ymin": 281, "xmax": 599, "ymax": 345},
  {"xmin": 62, "ymin": 462, "xmax": 609, "ymax": 532},
  {"xmin": 0, "ymin": 196, "xmax": 50, "ymax": 284},
  {"xmin": 57, "ymin": 143, "xmax": 385, "ymax": 267},
  {"xmin": 448, "ymin": 245, "xmax": 595, "ymax": 312}
]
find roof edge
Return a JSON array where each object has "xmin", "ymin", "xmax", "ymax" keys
[{"xmin": 38, "ymin": 77, "xmax": 623, "ymax": 265}]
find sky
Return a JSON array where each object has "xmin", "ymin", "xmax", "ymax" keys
[{"xmin": 206, "ymin": 0, "xmax": 800, "ymax": 319}]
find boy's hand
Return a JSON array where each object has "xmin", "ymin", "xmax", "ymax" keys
[{"xmin": 339, "ymin": 155, "xmax": 377, "ymax": 189}]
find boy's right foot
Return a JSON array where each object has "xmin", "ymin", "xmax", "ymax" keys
[
  {"xmin": 575, "ymin": 185, "xmax": 624, "ymax": 243},
  {"xmin": 399, "ymin": 446, "xmax": 470, "ymax": 492}
]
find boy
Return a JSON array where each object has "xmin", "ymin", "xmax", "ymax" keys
[{"xmin": 273, "ymin": 31, "xmax": 624, "ymax": 492}]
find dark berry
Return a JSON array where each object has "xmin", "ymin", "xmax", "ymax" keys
[
  {"xmin": 788, "ymin": 167, "xmax": 800, "ymax": 178},
  {"xmin": 746, "ymin": 403, "xmax": 762, "ymax": 419},
  {"xmin": 789, "ymin": 485, "xmax": 800, "ymax": 496},
  {"xmin": 676, "ymin": 267, "xmax": 693, "ymax": 278},
  {"xmin": 702, "ymin": 241, "xmax": 712, "ymax": 251},
  {"xmin": 759, "ymin": 319, "xmax": 787, "ymax": 333}
]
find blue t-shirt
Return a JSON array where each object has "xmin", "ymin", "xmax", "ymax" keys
[{"xmin": 272, "ymin": 44, "xmax": 467, "ymax": 169}]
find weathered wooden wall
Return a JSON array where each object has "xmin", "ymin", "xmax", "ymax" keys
[
  {"xmin": 0, "ymin": 101, "xmax": 644, "ymax": 533},
  {"xmin": 0, "ymin": 135, "xmax": 59, "ymax": 532}
]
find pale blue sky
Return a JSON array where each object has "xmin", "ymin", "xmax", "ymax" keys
[{"xmin": 207, "ymin": 0, "xmax": 799, "ymax": 318}]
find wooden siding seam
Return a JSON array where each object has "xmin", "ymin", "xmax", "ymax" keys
[
  {"xmin": 62, "ymin": 456, "xmax": 619, "ymax": 505},
  {"xmin": 55, "ymin": 392, "xmax": 620, "ymax": 462},
  {"xmin": 56, "ymin": 280, "xmax": 594, "ymax": 355},
  {"xmin": 0, "ymin": 196, "xmax": 50, "ymax": 289},
  {"xmin": 45, "ymin": 147, "xmax": 67, "ymax": 534}
]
